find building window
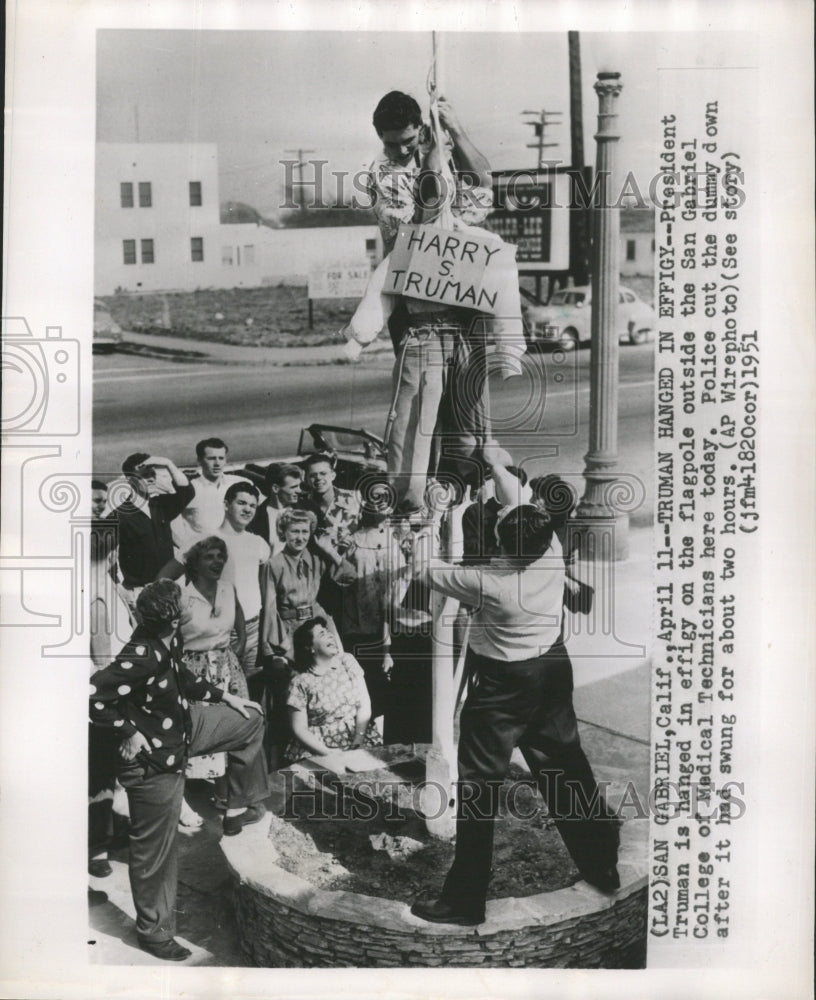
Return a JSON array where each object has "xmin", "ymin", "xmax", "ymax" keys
[
  {"xmin": 141, "ymin": 239, "xmax": 155, "ymax": 264},
  {"xmin": 651, "ymin": 238, "xmax": 656, "ymax": 252},
  {"xmin": 243, "ymin": 245, "xmax": 255, "ymax": 266},
  {"xmin": 626, "ymin": 239, "xmax": 636, "ymax": 261},
  {"xmin": 189, "ymin": 181, "xmax": 202, "ymax": 206},
  {"xmin": 365, "ymin": 239, "xmax": 376, "ymax": 252},
  {"xmin": 138, "ymin": 182, "xmax": 152, "ymax": 208},
  {"xmin": 222, "ymin": 246, "xmax": 234, "ymax": 266},
  {"xmin": 191, "ymin": 237, "xmax": 204, "ymax": 262},
  {"xmin": 120, "ymin": 182, "xmax": 134, "ymax": 208},
  {"xmin": 123, "ymin": 239, "xmax": 137, "ymax": 265}
]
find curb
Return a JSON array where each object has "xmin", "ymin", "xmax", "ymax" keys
[{"xmin": 114, "ymin": 339, "xmax": 392, "ymax": 367}]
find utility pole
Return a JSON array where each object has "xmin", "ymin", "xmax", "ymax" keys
[
  {"xmin": 568, "ymin": 31, "xmax": 591, "ymax": 286},
  {"xmin": 283, "ymin": 148, "xmax": 315, "ymax": 214},
  {"xmin": 522, "ymin": 109, "xmax": 562, "ymax": 169}
]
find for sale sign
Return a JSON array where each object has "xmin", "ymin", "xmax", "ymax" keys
[
  {"xmin": 385, "ymin": 224, "xmax": 516, "ymax": 315},
  {"xmin": 308, "ymin": 262, "xmax": 371, "ymax": 299}
]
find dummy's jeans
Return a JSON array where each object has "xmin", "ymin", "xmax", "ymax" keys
[{"xmin": 387, "ymin": 324, "xmax": 488, "ymax": 508}]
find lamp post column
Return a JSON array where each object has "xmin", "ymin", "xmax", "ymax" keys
[{"xmin": 576, "ymin": 72, "xmax": 629, "ymax": 561}]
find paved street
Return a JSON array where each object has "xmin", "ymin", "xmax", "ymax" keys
[{"xmin": 93, "ymin": 343, "xmax": 655, "ymax": 523}]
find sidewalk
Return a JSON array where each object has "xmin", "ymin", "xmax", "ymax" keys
[
  {"xmin": 114, "ymin": 329, "xmax": 392, "ymax": 367},
  {"xmin": 88, "ymin": 524, "xmax": 653, "ymax": 967}
]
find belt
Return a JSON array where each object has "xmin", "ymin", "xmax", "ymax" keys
[
  {"xmin": 280, "ymin": 605, "xmax": 314, "ymax": 622},
  {"xmin": 405, "ymin": 324, "xmax": 461, "ymax": 342}
]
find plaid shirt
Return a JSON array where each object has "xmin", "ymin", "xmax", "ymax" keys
[{"xmin": 365, "ymin": 149, "xmax": 493, "ymax": 254}]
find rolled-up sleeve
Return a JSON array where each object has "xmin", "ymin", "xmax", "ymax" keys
[{"xmin": 422, "ymin": 562, "xmax": 484, "ymax": 605}]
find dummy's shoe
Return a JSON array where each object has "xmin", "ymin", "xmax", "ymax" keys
[
  {"xmin": 579, "ymin": 863, "xmax": 620, "ymax": 894},
  {"xmin": 137, "ymin": 936, "xmax": 192, "ymax": 962},
  {"xmin": 410, "ymin": 896, "xmax": 484, "ymax": 926},
  {"xmin": 88, "ymin": 858, "xmax": 113, "ymax": 878},
  {"xmin": 222, "ymin": 803, "xmax": 266, "ymax": 836}
]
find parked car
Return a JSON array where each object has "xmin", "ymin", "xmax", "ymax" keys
[
  {"xmin": 93, "ymin": 299, "xmax": 123, "ymax": 353},
  {"xmin": 184, "ymin": 424, "xmax": 388, "ymax": 495},
  {"xmin": 520, "ymin": 285, "xmax": 656, "ymax": 350}
]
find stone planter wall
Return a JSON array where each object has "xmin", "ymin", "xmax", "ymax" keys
[{"xmin": 221, "ymin": 817, "xmax": 648, "ymax": 968}]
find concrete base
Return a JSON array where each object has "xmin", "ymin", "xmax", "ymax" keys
[{"xmin": 221, "ymin": 816, "xmax": 648, "ymax": 968}]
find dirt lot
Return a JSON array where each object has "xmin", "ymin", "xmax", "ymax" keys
[
  {"xmin": 99, "ymin": 273, "xmax": 654, "ymax": 351},
  {"xmin": 99, "ymin": 286, "xmax": 358, "ymax": 349}
]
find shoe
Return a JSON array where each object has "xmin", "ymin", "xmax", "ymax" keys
[
  {"xmin": 579, "ymin": 864, "xmax": 620, "ymax": 894},
  {"xmin": 88, "ymin": 858, "xmax": 113, "ymax": 878},
  {"xmin": 178, "ymin": 799, "xmax": 204, "ymax": 829},
  {"xmin": 222, "ymin": 803, "xmax": 266, "ymax": 837},
  {"xmin": 410, "ymin": 896, "xmax": 484, "ymax": 926},
  {"xmin": 137, "ymin": 937, "xmax": 192, "ymax": 962}
]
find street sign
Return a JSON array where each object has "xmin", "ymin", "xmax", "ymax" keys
[{"xmin": 307, "ymin": 262, "xmax": 371, "ymax": 300}]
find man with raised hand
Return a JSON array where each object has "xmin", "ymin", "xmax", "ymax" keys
[
  {"xmin": 116, "ymin": 452, "xmax": 194, "ymax": 613},
  {"xmin": 409, "ymin": 446, "xmax": 620, "ymax": 926}
]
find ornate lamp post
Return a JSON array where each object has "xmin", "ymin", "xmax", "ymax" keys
[{"xmin": 576, "ymin": 72, "xmax": 629, "ymax": 561}]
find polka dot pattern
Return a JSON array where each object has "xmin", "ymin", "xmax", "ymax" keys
[{"xmin": 88, "ymin": 629, "xmax": 222, "ymax": 775}]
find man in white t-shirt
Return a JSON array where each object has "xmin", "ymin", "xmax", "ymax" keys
[
  {"xmin": 216, "ymin": 481, "xmax": 271, "ymax": 698},
  {"xmin": 409, "ymin": 449, "xmax": 620, "ymax": 926},
  {"xmin": 172, "ymin": 437, "xmax": 250, "ymax": 552}
]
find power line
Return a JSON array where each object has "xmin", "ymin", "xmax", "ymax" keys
[
  {"xmin": 521, "ymin": 109, "xmax": 563, "ymax": 169},
  {"xmin": 283, "ymin": 147, "xmax": 316, "ymax": 212}
]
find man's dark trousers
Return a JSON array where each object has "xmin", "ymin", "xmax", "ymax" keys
[
  {"xmin": 117, "ymin": 703, "xmax": 268, "ymax": 944},
  {"xmin": 441, "ymin": 642, "xmax": 620, "ymax": 916}
]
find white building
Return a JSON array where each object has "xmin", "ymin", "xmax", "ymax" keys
[
  {"xmin": 95, "ymin": 143, "xmax": 226, "ymax": 293},
  {"xmin": 95, "ymin": 143, "xmax": 383, "ymax": 293},
  {"xmin": 619, "ymin": 208, "xmax": 655, "ymax": 277}
]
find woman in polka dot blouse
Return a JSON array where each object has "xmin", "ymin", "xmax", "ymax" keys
[{"xmin": 88, "ymin": 580, "xmax": 269, "ymax": 961}]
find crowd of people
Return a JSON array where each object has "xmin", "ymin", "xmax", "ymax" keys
[
  {"xmin": 88, "ymin": 433, "xmax": 618, "ymax": 951},
  {"xmin": 87, "ymin": 88, "xmax": 620, "ymax": 961}
]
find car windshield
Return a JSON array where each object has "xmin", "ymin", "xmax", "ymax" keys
[{"xmin": 300, "ymin": 426, "xmax": 380, "ymax": 457}]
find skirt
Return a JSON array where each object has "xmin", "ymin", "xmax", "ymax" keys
[{"xmin": 184, "ymin": 646, "xmax": 248, "ymax": 779}]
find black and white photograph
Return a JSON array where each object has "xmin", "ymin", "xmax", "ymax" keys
[{"xmin": 1, "ymin": 1, "xmax": 813, "ymax": 997}]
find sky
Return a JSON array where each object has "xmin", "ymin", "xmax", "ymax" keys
[{"xmin": 96, "ymin": 30, "xmax": 667, "ymax": 217}]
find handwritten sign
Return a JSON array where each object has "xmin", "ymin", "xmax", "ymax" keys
[
  {"xmin": 308, "ymin": 262, "xmax": 371, "ymax": 299},
  {"xmin": 385, "ymin": 224, "xmax": 516, "ymax": 315}
]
